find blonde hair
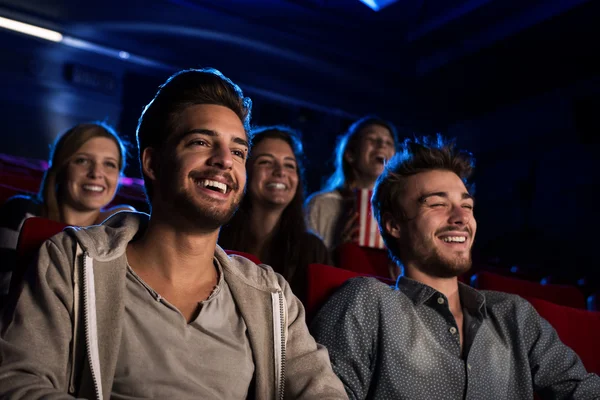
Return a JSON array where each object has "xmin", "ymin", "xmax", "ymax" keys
[{"xmin": 38, "ymin": 122, "xmax": 127, "ymax": 221}]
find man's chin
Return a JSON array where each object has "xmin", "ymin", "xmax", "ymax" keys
[{"xmin": 418, "ymin": 255, "xmax": 472, "ymax": 279}]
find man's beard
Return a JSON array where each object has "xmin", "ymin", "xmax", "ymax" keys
[
  {"xmin": 169, "ymin": 187, "xmax": 243, "ymax": 231},
  {"xmin": 402, "ymin": 232, "xmax": 472, "ymax": 278},
  {"xmin": 159, "ymin": 168, "xmax": 244, "ymax": 232}
]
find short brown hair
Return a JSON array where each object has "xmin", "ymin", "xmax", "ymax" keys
[
  {"xmin": 372, "ymin": 135, "xmax": 475, "ymax": 264},
  {"xmin": 38, "ymin": 122, "xmax": 127, "ymax": 222},
  {"xmin": 136, "ymin": 68, "xmax": 252, "ymax": 204}
]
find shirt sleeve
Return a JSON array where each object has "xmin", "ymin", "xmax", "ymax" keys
[
  {"xmin": 310, "ymin": 278, "xmax": 380, "ymax": 400},
  {"xmin": 0, "ymin": 237, "xmax": 78, "ymax": 399},
  {"xmin": 520, "ymin": 298, "xmax": 600, "ymax": 399}
]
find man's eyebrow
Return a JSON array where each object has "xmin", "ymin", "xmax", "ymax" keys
[
  {"xmin": 417, "ymin": 192, "xmax": 447, "ymax": 203},
  {"xmin": 180, "ymin": 129, "xmax": 249, "ymax": 148},
  {"xmin": 418, "ymin": 191, "xmax": 475, "ymax": 204}
]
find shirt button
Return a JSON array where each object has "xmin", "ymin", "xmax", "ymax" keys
[
  {"xmin": 449, "ymin": 326, "xmax": 457, "ymax": 334},
  {"xmin": 468, "ymin": 364, "xmax": 472, "ymax": 370},
  {"xmin": 437, "ymin": 297, "xmax": 445, "ymax": 304}
]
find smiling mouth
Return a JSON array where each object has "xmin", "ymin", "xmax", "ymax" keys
[
  {"xmin": 374, "ymin": 156, "xmax": 386, "ymax": 164},
  {"xmin": 266, "ymin": 183, "xmax": 287, "ymax": 190},
  {"xmin": 440, "ymin": 236, "xmax": 466, "ymax": 243},
  {"xmin": 82, "ymin": 184, "xmax": 105, "ymax": 193},
  {"xmin": 196, "ymin": 178, "xmax": 230, "ymax": 194}
]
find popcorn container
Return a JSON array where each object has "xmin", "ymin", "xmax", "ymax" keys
[{"xmin": 355, "ymin": 189, "xmax": 386, "ymax": 249}]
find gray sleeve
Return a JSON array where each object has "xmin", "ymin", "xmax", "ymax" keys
[
  {"xmin": 520, "ymin": 299, "xmax": 600, "ymax": 399},
  {"xmin": 277, "ymin": 274, "xmax": 348, "ymax": 400},
  {"xmin": 0, "ymin": 239, "xmax": 78, "ymax": 399},
  {"xmin": 310, "ymin": 278, "xmax": 379, "ymax": 400}
]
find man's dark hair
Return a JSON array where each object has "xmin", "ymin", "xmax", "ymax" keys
[
  {"xmin": 136, "ymin": 68, "xmax": 252, "ymax": 204},
  {"xmin": 372, "ymin": 135, "xmax": 475, "ymax": 265},
  {"xmin": 323, "ymin": 115, "xmax": 399, "ymax": 191}
]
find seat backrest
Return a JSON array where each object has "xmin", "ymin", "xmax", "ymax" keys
[
  {"xmin": 525, "ymin": 296, "xmax": 600, "ymax": 375},
  {"xmin": 11, "ymin": 217, "xmax": 68, "ymax": 295},
  {"xmin": 471, "ymin": 270, "xmax": 586, "ymax": 309},
  {"xmin": 223, "ymin": 249, "xmax": 261, "ymax": 265},
  {"xmin": 306, "ymin": 263, "xmax": 394, "ymax": 322},
  {"xmin": 336, "ymin": 242, "xmax": 390, "ymax": 277},
  {"xmin": 0, "ymin": 184, "xmax": 28, "ymax": 205}
]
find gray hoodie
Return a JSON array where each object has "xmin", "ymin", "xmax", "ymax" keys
[{"xmin": 0, "ymin": 212, "xmax": 347, "ymax": 400}]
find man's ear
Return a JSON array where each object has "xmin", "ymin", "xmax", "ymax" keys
[
  {"xmin": 141, "ymin": 147, "xmax": 158, "ymax": 181},
  {"xmin": 344, "ymin": 149, "xmax": 355, "ymax": 164},
  {"xmin": 383, "ymin": 212, "xmax": 401, "ymax": 239}
]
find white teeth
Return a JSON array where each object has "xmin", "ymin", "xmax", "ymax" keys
[
  {"xmin": 442, "ymin": 236, "xmax": 466, "ymax": 243},
  {"xmin": 266, "ymin": 183, "xmax": 287, "ymax": 190},
  {"xmin": 82, "ymin": 185, "xmax": 104, "ymax": 192},
  {"xmin": 200, "ymin": 179, "xmax": 227, "ymax": 194}
]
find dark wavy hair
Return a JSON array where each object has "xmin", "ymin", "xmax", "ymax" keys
[
  {"xmin": 322, "ymin": 115, "xmax": 399, "ymax": 191},
  {"xmin": 136, "ymin": 68, "xmax": 252, "ymax": 205},
  {"xmin": 372, "ymin": 135, "xmax": 475, "ymax": 265},
  {"xmin": 38, "ymin": 122, "xmax": 127, "ymax": 222},
  {"xmin": 219, "ymin": 125, "xmax": 308, "ymax": 281}
]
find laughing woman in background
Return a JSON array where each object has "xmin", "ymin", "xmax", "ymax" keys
[
  {"xmin": 0, "ymin": 122, "xmax": 133, "ymax": 296},
  {"xmin": 219, "ymin": 126, "xmax": 330, "ymax": 300}
]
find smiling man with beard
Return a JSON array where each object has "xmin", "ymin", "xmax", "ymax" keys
[
  {"xmin": 311, "ymin": 136, "xmax": 600, "ymax": 400},
  {"xmin": 0, "ymin": 68, "xmax": 347, "ymax": 400}
]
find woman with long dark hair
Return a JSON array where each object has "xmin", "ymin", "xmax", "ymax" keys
[{"xmin": 219, "ymin": 126, "xmax": 329, "ymax": 299}]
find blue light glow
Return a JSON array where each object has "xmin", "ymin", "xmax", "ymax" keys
[{"xmin": 359, "ymin": 0, "xmax": 398, "ymax": 11}]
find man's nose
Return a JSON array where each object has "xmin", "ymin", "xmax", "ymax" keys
[{"xmin": 208, "ymin": 146, "xmax": 233, "ymax": 169}]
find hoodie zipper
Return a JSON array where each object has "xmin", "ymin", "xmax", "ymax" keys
[
  {"xmin": 275, "ymin": 290, "xmax": 286, "ymax": 400},
  {"xmin": 82, "ymin": 253, "xmax": 102, "ymax": 400}
]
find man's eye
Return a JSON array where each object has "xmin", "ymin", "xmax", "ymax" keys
[
  {"xmin": 257, "ymin": 159, "xmax": 271, "ymax": 165},
  {"xmin": 430, "ymin": 203, "xmax": 446, "ymax": 208},
  {"xmin": 463, "ymin": 204, "xmax": 474, "ymax": 210},
  {"xmin": 105, "ymin": 162, "xmax": 118, "ymax": 169},
  {"xmin": 285, "ymin": 163, "xmax": 297, "ymax": 170},
  {"xmin": 232, "ymin": 150, "xmax": 246, "ymax": 159},
  {"xmin": 189, "ymin": 139, "xmax": 207, "ymax": 147}
]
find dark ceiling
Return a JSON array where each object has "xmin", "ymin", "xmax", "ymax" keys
[{"xmin": 0, "ymin": 0, "xmax": 598, "ymax": 128}]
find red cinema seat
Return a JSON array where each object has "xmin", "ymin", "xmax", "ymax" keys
[
  {"xmin": 526, "ymin": 296, "xmax": 600, "ymax": 375},
  {"xmin": 11, "ymin": 217, "xmax": 68, "ymax": 296},
  {"xmin": 306, "ymin": 263, "xmax": 394, "ymax": 322},
  {"xmin": 471, "ymin": 271, "xmax": 586, "ymax": 309},
  {"xmin": 336, "ymin": 242, "xmax": 391, "ymax": 277}
]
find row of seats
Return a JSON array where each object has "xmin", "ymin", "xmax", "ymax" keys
[
  {"xmin": 7, "ymin": 217, "xmax": 600, "ymax": 377},
  {"xmin": 338, "ymin": 241, "xmax": 597, "ymax": 311},
  {"xmin": 306, "ymin": 262, "xmax": 600, "ymax": 375}
]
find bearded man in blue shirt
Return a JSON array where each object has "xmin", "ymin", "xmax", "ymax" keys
[{"xmin": 311, "ymin": 136, "xmax": 600, "ymax": 400}]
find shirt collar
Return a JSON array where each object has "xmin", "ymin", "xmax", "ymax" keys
[{"xmin": 397, "ymin": 276, "xmax": 488, "ymax": 318}]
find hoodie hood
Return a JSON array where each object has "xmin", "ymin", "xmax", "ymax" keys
[{"xmin": 65, "ymin": 211, "xmax": 149, "ymax": 262}]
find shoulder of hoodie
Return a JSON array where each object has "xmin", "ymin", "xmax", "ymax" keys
[{"xmin": 218, "ymin": 250, "xmax": 289, "ymax": 293}]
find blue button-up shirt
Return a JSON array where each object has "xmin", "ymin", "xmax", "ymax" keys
[{"xmin": 311, "ymin": 277, "xmax": 600, "ymax": 399}]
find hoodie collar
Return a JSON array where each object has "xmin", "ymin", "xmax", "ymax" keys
[{"xmin": 67, "ymin": 211, "xmax": 282, "ymax": 292}]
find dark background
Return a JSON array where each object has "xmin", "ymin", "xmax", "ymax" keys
[{"xmin": 0, "ymin": 0, "xmax": 598, "ymax": 282}]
